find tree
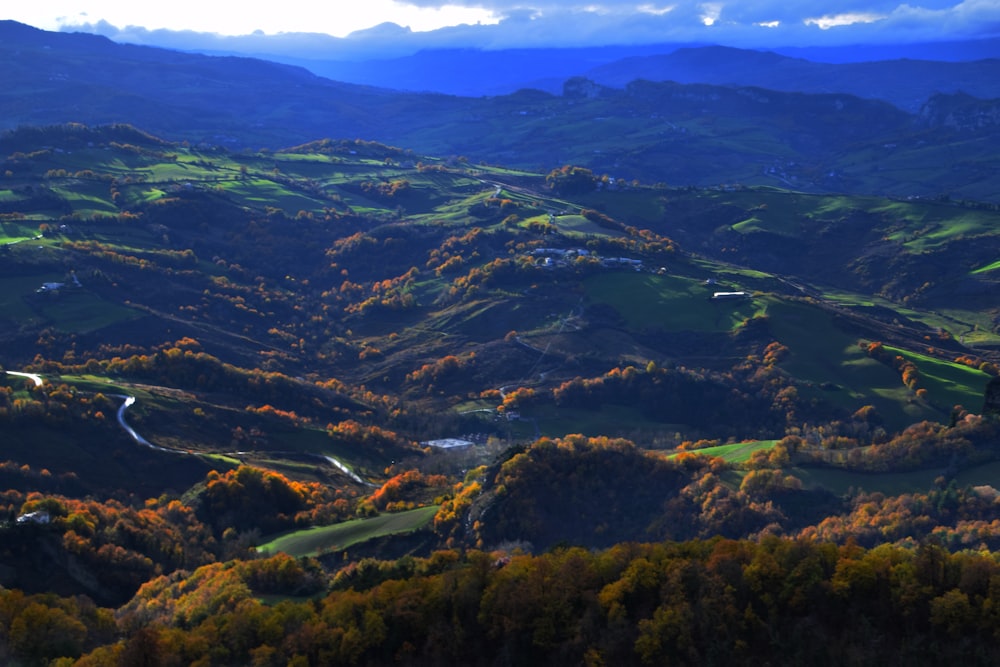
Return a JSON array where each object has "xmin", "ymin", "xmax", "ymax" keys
[{"xmin": 545, "ymin": 166, "xmax": 597, "ymax": 194}]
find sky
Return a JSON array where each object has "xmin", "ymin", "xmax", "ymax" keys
[
  {"xmin": 8, "ymin": 1, "xmax": 498, "ymax": 37},
  {"xmin": 8, "ymin": 1, "xmax": 1000, "ymax": 58}
]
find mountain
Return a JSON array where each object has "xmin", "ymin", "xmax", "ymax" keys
[
  {"xmin": 273, "ymin": 44, "xmax": 694, "ymax": 97},
  {"xmin": 584, "ymin": 45, "xmax": 1000, "ymax": 112},
  {"xmin": 773, "ymin": 37, "xmax": 1000, "ymax": 64},
  {"xmin": 0, "ymin": 20, "xmax": 407, "ymax": 147},
  {"xmin": 918, "ymin": 91, "xmax": 1000, "ymax": 131},
  {"xmin": 67, "ymin": 23, "xmax": 1000, "ymax": 98},
  {"xmin": 5, "ymin": 22, "xmax": 1000, "ymax": 202}
]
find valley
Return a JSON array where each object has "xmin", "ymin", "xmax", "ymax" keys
[{"xmin": 2, "ymin": 19, "xmax": 1000, "ymax": 665}]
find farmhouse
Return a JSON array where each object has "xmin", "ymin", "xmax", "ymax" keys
[
  {"xmin": 16, "ymin": 510, "xmax": 51, "ymax": 525},
  {"xmin": 422, "ymin": 438, "xmax": 474, "ymax": 450},
  {"xmin": 532, "ymin": 247, "xmax": 590, "ymax": 258}
]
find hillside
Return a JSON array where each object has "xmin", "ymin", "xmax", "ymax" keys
[
  {"xmin": 2, "ymin": 125, "xmax": 997, "ymax": 440},
  {"xmin": 4, "ymin": 22, "xmax": 1000, "ymax": 202},
  {"xmin": 584, "ymin": 45, "xmax": 1000, "ymax": 112},
  {"xmin": 0, "ymin": 122, "xmax": 997, "ymax": 567}
]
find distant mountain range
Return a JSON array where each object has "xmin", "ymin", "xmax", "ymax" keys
[
  {"xmin": 583, "ymin": 46, "xmax": 1000, "ymax": 113},
  {"xmin": 3, "ymin": 20, "xmax": 1000, "ymax": 201},
  {"xmin": 266, "ymin": 42, "xmax": 1000, "ymax": 110},
  {"xmin": 66, "ymin": 22, "xmax": 1000, "ymax": 99}
]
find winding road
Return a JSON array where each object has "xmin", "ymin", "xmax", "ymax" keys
[
  {"xmin": 4, "ymin": 370, "xmax": 369, "ymax": 484},
  {"xmin": 4, "ymin": 369, "xmax": 173, "ymax": 454},
  {"xmin": 5, "ymin": 370, "xmax": 43, "ymax": 387},
  {"xmin": 321, "ymin": 455, "xmax": 368, "ymax": 485},
  {"xmin": 113, "ymin": 394, "xmax": 175, "ymax": 453}
]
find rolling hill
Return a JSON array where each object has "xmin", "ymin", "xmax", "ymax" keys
[
  {"xmin": 1, "ymin": 124, "xmax": 996, "ymax": 454},
  {"xmin": 4, "ymin": 21, "xmax": 1000, "ymax": 202},
  {"xmin": 583, "ymin": 45, "xmax": 1000, "ymax": 112}
]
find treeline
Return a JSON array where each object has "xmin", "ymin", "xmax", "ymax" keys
[
  {"xmin": 279, "ymin": 138, "xmax": 415, "ymax": 160},
  {"xmin": 504, "ymin": 357, "xmax": 795, "ymax": 439},
  {"xmin": 28, "ymin": 339, "xmax": 364, "ymax": 421},
  {"xmin": 0, "ymin": 488, "xmax": 220, "ymax": 606},
  {"xmin": 0, "ymin": 464, "xmax": 359, "ymax": 606},
  {"xmin": 436, "ymin": 431, "xmax": 1000, "ymax": 552},
  {"xmin": 786, "ymin": 410, "xmax": 1000, "ymax": 472},
  {"xmin": 21, "ymin": 539, "xmax": 1000, "ymax": 665},
  {"xmin": 807, "ymin": 481, "xmax": 1000, "ymax": 550},
  {"xmin": 198, "ymin": 466, "xmax": 354, "ymax": 535},
  {"xmin": 438, "ymin": 435, "xmax": 839, "ymax": 551},
  {"xmin": 0, "ymin": 380, "xmax": 117, "ymax": 426},
  {"xmin": 0, "ymin": 123, "xmax": 168, "ymax": 155}
]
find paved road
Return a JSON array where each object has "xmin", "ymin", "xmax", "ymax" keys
[
  {"xmin": 5, "ymin": 371, "xmax": 43, "ymax": 387},
  {"xmin": 113, "ymin": 394, "xmax": 176, "ymax": 453},
  {"xmin": 7, "ymin": 370, "xmax": 369, "ymax": 483},
  {"xmin": 322, "ymin": 455, "xmax": 367, "ymax": 485}
]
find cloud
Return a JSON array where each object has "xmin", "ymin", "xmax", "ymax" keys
[
  {"xmin": 396, "ymin": 0, "xmax": 998, "ymax": 39},
  {"xmin": 445, "ymin": 0, "xmax": 1000, "ymax": 48},
  {"xmin": 58, "ymin": 1, "xmax": 1000, "ymax": 60},
  {"xmin": 805, "ymin": 12, "xmax": 887, "ymax": 30}
]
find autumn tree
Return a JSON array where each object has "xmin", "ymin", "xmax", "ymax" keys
[{"xmin": 545, "ymin": 165, "xmax": 597, "ymax": 194}]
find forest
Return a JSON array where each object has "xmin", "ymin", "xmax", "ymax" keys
[{"xmin": 5, "ymin": 531, "xmax": 1000, "ymax": 665}]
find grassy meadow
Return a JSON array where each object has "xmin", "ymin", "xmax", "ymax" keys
[
  {"xmin": 583, "ymin": 272, "xmax": 764, "ymax": 332},
  {"xmin": 257, "ymin": 505, "xmax": 439, "ymax": 558},
  {"xmin": 673, "ymin": 440, "xmax": 779, "ymax": 463}
]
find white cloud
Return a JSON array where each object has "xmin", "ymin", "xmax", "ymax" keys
[
  {"xmin": 700, "ymin": 2, "xmax": 724, "ymax": 26},
  {"xmin": 638, "ymin": 4, "xmax": 676, "ymax": 17},
  {"xmin": 14, "ymin": 1, "xmax": 498, "ymax": 37},
  {"xmin": 24, "ymin": 0, "xmax": 1000, "ymax": 55},
  {"xmin": 804, "ymin": 12, "xmax": 887, "ymax": 29},
  {"xmin": 393, "ymin": 0, "xmax": 1000, "ymax": 45}
]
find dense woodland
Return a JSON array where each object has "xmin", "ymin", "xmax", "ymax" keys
[
  {"xmin": 6, "ymin": 532, "xmax": 1000, "ymax": 664},
  {"xmin": 4, "ymin": 421, "xmax": 1000, "ymax": 663}
]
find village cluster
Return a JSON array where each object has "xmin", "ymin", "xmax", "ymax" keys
[
  {"xmin": 527, "ymin": 247, "xmax": 749, "ymax": 300},
  {"xmin": 528, "ymin": 246, "xmax": 643, "ymax": 271}
]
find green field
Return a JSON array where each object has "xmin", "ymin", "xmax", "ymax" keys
[
  {"xmin": 555, "ymin": 214, "xmax": 625, "ymax": 237},
  {"xmin": 789, "ymin": 465, "xmax": 943, "ymax": 495},
  {"xmin": 33, "ymin": 289, "xmax": 143, "ymax": 333},
  {"xmin": 55, "ymin": 373, "xmax": 131, "ymax": 394},
  {"xmin": 0, "ymin": 220, "xmax": 38, "ymax": 243},
  {"xmin": 583, "ymin": 272, "xmax": 763, "ymax": 332},
  {"xmin": 672, "ymin": 440, "xmax": 779, "ymax": 463},
  {"xmin": 790, "ymin": 458, "xmax": 1000, "ymax": 496},
  {"xmin": 883, "ymin": 344, "xmax": 992, "ymax": 411},
  {"xmin": 972, "ymin": 259, "xmax": 1000, "ymax": 275},
  {"xmin": 0, "ymin": 273, "xmax": 53, "ymax": 327},
  {"xmin": 257, "ymin": 506, "xmax": 440, "ymax": 558},
  {"xmin": 763, "ymin": 297, "xmax": 948, "ymax": 431},
  {"xmin": 535, "ymin": 403, "xmax": 683, "ymax": 439}
]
